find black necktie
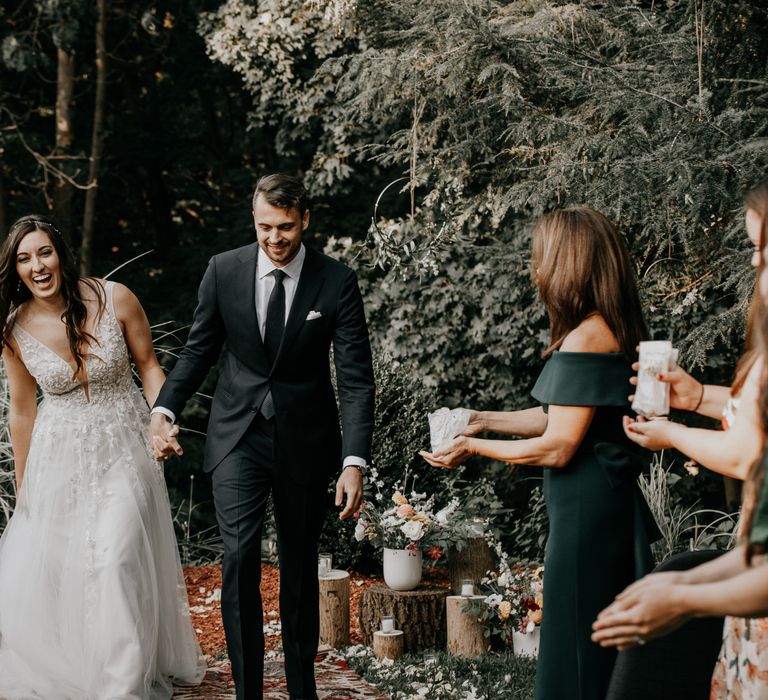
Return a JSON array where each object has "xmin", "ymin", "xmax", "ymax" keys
[
  {"xmin": 264, "ymin": 269, "xmax": 286, "ymax": 364},
  {"xmin": 260, "ymin": 269, "xmax": 286, "ymax": 420}
]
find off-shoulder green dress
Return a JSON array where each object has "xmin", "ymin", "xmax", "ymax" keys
[{"xmin": 531, "ymin": 351, "xmax": 659, "ymax": 700}]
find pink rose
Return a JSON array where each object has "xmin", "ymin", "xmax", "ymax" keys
[{"xmin": 397, "ymin": 504, "xmax": 415, "ymax": 518}]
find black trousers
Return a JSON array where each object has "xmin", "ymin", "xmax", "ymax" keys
[{"xmin": 211, "ymin": 415, "xmax": 327, "ymax": 700}]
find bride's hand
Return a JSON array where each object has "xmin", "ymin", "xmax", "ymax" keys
[
  {"xmin": 419, "ymin": 435, "xmax": 476, "ymax": 469},
  {"xmin": 149, "ymin": 413, "xmax": 183, "ymax": 461}
]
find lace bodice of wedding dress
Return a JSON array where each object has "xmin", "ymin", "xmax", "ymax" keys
[{"xmin": 0, "ymin": 281, "xmax": 205, "ymax": 700}]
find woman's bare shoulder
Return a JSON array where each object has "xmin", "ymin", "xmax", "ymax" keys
[{"xmin": 560, "ymin": 315, "xmax": 621, "ymax": 353}]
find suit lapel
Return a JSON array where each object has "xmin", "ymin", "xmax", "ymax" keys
[
  {"xmin": 275, "ymin": 246, "xmax": 325, "ymax": 366},
  {"xmin": 235, "ymin": 243, "xmax": 269, "ymax": 368}
]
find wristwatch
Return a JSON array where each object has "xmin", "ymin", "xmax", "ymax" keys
[{"xmin": 343, "ymin": 463, "xmax": 368, "ymax": 477}]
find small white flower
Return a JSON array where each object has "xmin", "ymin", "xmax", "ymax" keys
[
  {"xmin": 354, "ymin": 520, "xmax": 367, "ymax": 542},
  {"xmin": 497, "ymin": 572, "xmax": 509, "ymax": 588},
  {"xmin": 401, "ymin": 520, "xmax": 425, "ymax": 541}
]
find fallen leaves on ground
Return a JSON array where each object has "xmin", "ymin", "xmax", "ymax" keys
[{"xmin": 184, "ymin": 563, "xmax": 450, "ymax": 657}]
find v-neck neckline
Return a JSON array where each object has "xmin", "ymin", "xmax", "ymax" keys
[{"xmin": 14, "ymin": 322, "xmax": 97, "ymax": 402}]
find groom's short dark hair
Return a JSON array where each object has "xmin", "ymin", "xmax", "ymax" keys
[{"xmin": 253, "ymin": 174, "xmax": 308, "ymax": 216}]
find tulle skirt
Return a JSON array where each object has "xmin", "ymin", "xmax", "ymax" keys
[{"xmin": 0, "ymin": 396, "xmax": 206, "ymax": 700}]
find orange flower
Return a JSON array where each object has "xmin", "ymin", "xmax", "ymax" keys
[
  {"xmin": 393, "ymin": 492, "xmax": 409, "ymax": 506},
  {"xmin": 498, "ymin": 601, "xmax": 511, "ymax": 620},
  {"xmin": 397, "ymin": 504, "xmax": 415, "ymax": 517}
]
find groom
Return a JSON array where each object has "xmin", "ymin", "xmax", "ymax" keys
[{"xmin": 149, "ymin": 173, "xmax": 375, "ymax": 700}]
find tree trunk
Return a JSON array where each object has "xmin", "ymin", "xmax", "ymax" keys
[
  {"xmin": 373, "ymin": 630, "xmax": 404, "ymax": 660},
  {"xmin": 358, "ymin": 583, "xmax": 448, "ymax": 653},
  {"xmin": 53, "ymin": 45, "xmax": 75, "ymax": 240},
  {"xmin": 447, "ymin": 538, "xmax": 495, "ymax": 595},
  {"xmin": 318, "ymin": 570, "xmax": 350, "ymax": 649},
  {"xmin": 80, "ymin": 0, "xmax": 106, "ymax": 276},
  {"xmin": 446, "ymin": 595, "xmax": 490, "ymax": 658}
]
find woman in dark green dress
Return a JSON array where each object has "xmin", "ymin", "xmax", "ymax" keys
[{"xmin": 422, "ymin": 207, "xmax": 658, "ymax": 699}]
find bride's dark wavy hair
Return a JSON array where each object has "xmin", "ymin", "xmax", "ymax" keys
[{"xmin": 0, "ymin": 215, "xmax": 104, "ymax": 378}]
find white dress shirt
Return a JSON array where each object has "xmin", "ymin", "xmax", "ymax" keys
[{"xmin": 153, "ymin": 242, "xmax": 366, "ymax": 471}]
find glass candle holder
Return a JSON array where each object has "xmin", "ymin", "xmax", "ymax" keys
[
  {"xmin": 424, "ymin": 651, "xmax": 439, "ymax": 665},
  {"xmin": 460, "ymin": 579, "xmax": 475, "ymax": 596},
  {"xmin": 380, "ymin": 615, "xmax": 395, "ymax": 634},
  {"xmin": 318, "ymin": 553, "xmax": 332, "ymax": 578}
]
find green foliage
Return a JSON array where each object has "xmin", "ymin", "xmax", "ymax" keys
[
  {"xmin": 507, "ymin": 484, "xmax": 549, "ymax": 562},
  {"xmin": 320, "ymin": 353, "xmax": 511, "ymax": 569},
  {"xmin": 639, "ymin": 451, "xmax": 738, "ymax": 563},
  {"xmin": 313, "ymin": 0, "xmax": 768, "ymax": 409},
  {"xmin": 343, "ymin": 646, "xmax": 536, "ymax": 700}
]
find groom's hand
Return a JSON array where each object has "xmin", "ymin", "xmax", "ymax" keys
[
  {"xmin": 335, "ymin": 467, "xmax": 363, "ymax": 520},
  {"xmin": 149, "ymin": 413, "xmax": 184, "ymax": 461}
]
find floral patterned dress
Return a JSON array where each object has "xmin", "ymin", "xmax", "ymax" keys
[{"xmin": 710, "ymin": 396, "xmax": 768, "ymax": 700}]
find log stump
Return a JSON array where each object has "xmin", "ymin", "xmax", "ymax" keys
[
  {"xmin": 373, "ymin": 630, "xmax": 404, "ymax": 660},
  {"xmin": 319, "ymin": 570, "xmax": 350, "ymax": 649},
  {"xmin": 359, "ymin": 584, "xmax": 448, "ymax": 653},
  {"xmin": 447, "ymin": 538, "xmax": 495, "ymax": 595},
  {"xmin": 446, "ymin": 595, "xmax": 490, "ymax": 658}
]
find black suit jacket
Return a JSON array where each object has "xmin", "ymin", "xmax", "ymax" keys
[{"xmin": 155, "ymin": 243, "xmax": 375, "ymax": 483}]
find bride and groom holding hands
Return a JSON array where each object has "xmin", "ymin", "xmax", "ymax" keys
[{"xmin": 0, "ymin": 173, "xmax": 376, "ymax": 700}]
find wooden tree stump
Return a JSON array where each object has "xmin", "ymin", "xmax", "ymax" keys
[
  {"xmin": 447, "ymin": 538, "xmax": 495, "ymax": 595},
  {"xmin": 319, "ymin": 570, "xmax": 350, "ymax": 649},
  {"xmin": 446, "ymin": 595, "xmax": 490, "ymax": 658},
  {"xmin": 359, "ymin": 584, "xmax": 448, "ymax": 652},
  {"xmin": 373, "ymin": 630, "xmax": 404, "ymax": 660}
]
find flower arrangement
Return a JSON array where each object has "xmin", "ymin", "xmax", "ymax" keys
[
  {"xmin": 354, "ymin": 485, "xmax": 440, "ymax": 552},
  {"xmin": 464, "ymin": 535, "xmax": 544, "ymax": 643}
]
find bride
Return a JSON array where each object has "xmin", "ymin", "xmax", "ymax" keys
[{"xmin": 0, "ymin": 215, "xmax": 206, "ymax": 699}]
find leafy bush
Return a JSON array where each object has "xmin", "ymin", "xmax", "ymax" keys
[
  {"xmin": 507, "ymin": 484, "xmax": 549, "ymax": 562},
  {"xmin": 320, "ymin": 353, "xmax": 511, "ymax": 569}
]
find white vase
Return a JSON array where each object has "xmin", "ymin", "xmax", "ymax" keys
[
  {"xmin": 512, "ymin": 627, "xmax": 540, "ymax": 658},
  {"xmin": 383, "ymin": 547, "xmax": 423, "ymax": 591}
]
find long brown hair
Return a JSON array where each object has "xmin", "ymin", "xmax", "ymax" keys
[
  {"xmin": 731, "ymin": 287, "xmax": 761, "ymax": 397},
  {"xmin": 0, "ymin": 215, "xmax": 105, "ymax": 378},
  {"xmin": 531, "ymin": 207, "xmax": 648, "ymax": 359},
  {"xmin": 738, "ymin": 181, "xmax": 768, "ymax": 562}
]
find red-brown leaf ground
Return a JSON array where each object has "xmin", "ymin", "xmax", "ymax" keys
[{"xmin": 184, "ymin": 563, "xmax": 449, "ymax": 657}]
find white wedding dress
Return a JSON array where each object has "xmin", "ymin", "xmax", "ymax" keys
[{"xmin": 0, "ymin": 282, "xmax": 206, "ymax": 699}]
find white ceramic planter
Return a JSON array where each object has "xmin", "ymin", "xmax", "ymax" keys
[
  {"xmin": 512, "ymin": 627, "xmax": 540, "ymax": 658},
  {"xmin": 383, "ymin": 547, "xmax": 423, "ymax": 591}
]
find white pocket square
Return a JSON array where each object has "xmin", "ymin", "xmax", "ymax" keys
[{"xmin": 306, "ymin": 310, "xmax": 323, "ymax": 321}]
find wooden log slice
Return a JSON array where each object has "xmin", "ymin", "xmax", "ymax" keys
[
  {"xmin": 359, "ymin": 583, "xmax": 449, "ymax": 653},
  {"xmin": 319, "ymin": 570, "xmax": 350, "ymax": 649},
  {"xmin": 446, "ymin": 595, "xmax": 490, "ymax": 658},
  {"xmin": 447, "ymin": 538, "xmax": 495, "ymax": 595},
  {"xmin": 373, "ymin": 630, "xmax": 404, "ymax": 660}
]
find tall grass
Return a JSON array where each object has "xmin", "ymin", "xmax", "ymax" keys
[
  {"xmin": 639, "ymin": 451, "xmax": 738, "ymax": 563},
  {"xmin": 0, "ymin": 363, "xmax": 15, "ymax": 532}
]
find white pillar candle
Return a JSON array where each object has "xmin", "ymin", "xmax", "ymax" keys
[
  {"xmin": 381, "ymin": 616, "xmax": 395, "ymax": 634},
  {"xmin": 461, "ymin": 580, "xmax": 475, "ymax": 596}
]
